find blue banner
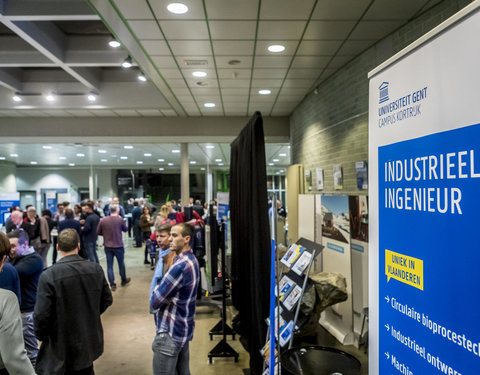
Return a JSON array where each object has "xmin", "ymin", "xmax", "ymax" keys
[{"xmin": 379, "ymin": 123, "xmax": 480, "ymax": 374}]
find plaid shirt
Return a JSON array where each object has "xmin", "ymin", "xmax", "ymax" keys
[{"xmin": 150, "ymin": 250, "xmax": 200, "ymax": 348}]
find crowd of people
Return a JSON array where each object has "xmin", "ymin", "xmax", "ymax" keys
[{"xmin": 0, "ymin": 195, "xmax": 216, "ymax": 375}]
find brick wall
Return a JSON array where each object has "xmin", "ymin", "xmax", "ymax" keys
[{"xmin": 290, "ymin": 0, "xmax": 473, "ymax": 195}]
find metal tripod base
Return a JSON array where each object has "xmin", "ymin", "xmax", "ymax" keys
[
  {"xmin": 208, "ymin": 339, "xmax": 239, "ymax": 364},
  {"xmin": 209, "ymin": 320, "xmax": 236, "ymax": 341}
]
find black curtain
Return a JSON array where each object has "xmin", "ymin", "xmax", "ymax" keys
[{"xmin": 230, "ymin": 112, "xmax": 270, "ymax": 374}]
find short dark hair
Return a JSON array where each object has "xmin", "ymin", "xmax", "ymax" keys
[
  {"xmin": 65, "ymin": 208, "xmax": 74, "ymax": 219},
  {"xmin": 85, "ymin": 200, "xmax": 94, "ymax": 210},
  {"xmin": 41, "ymin": 210, "xmax": 52, "ymax": 218},
  {"xmin": 58, "ymin": 229, "xmax": 79, "ymax": 252},
  {"xmin": 7, "ymin": 230, "xmax": 29, "ymax": 247},
  {"xmin": 174, "ymin": 223, "xmax": 194, "ymax": 239},
  {"xmin": 156, "ymin": 224, "xmax": 171, "ymax": 234},
  {"xmin": 57, "ymin": 203, "xmax": 64, "ymax": 208},
  {"xmin": 0, "ymin": 232, "xmax": 11, "ymax": 258}
]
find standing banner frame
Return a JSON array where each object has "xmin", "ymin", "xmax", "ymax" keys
[{"xmin": 368, "ymin": 2, "xmax": 480, "ymax": 374}]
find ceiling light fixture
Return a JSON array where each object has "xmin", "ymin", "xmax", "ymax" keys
[
  {"xmin": 98, "ymin": 149, "xmax": 107, "ymax": 153},
  {"xmin": 159, "ymin": 167, "xmax": 165, "ymax": 171},
  {"xmin": 101, "ymin": 159, "xmax": 107, "ymax": 162},
  {"xmin": 215, "ymin": 159, "xmax": 222, "ymax": 162},
  {"xmin": 30, "ymin": 161, "xmax": 38, "ymax": 165},
  {"xmin": 259, "ymin": 89, "xmax": 271, "ymax": 95},
  {"xmin": 59, "ymin": 156, "xmax": 66, "ymax": 160},
  {"xmin": 0, "ymin": 157, "xmax": 5, "ymax": 160},
  {"xmin": 10, "ymin": 153, "xmax": 18, "ymax": 157},
  {"xmin": 87, "ymin": 93, "xmax": 97, "ymax": 102},
  {"xmin": 218, "ymin": 163, "xmax": 224, "ymax": 166},
  {"xmin": 167, "ymin": 3, "xmax": 189, "ymax": 14},
  {"xmin": 12, "ymin": 94, "xmax": 22, "ymax": 102},
  {"xmin": 268, "ymin": 44, "xmax": 285, "ymax": 53},
  {"xmin": 168, "ymin": 163, "xmax": 174, "ymax": 166},
  {"xmin": 120, "ymin": 156, "xmax": 128, "ymax": 160},
  {"xmin": 42, "ymin": 146, "xmax": 52, "ymax": 149},
  {"xmin": 269, "ymin": 163, "xmax": 274, "ymax": 166},
  {"xmin": 68, "ymin": 163, "xmax": 75, "ymax": 166},
  {"xmin": 204, "ymin": 103, "xmax": 215, "ymax": 108},
  {"xmin": 172, "ymin": 149, "xmax": 180, "ymax": 153},
  {"xmin": 190, "ymin": 161, "xmax": 196, "ymax": 164},
  {"xmin": 144, "ymin": 153, "xmax": 152, "ymax": 157},
  {"xmin": 273, "ymin": 158, "xmax": 279, "ymax": 162},
  {"xmin": 192, "ymin": 71, "xmax": 207, "ymax": 78},
  {"xmin": 206, "ymin": 145, "xmax": 215, "ymax": 149},
  {"xmin": 109, "ymin": 38, "xmax": 121, "ymax": 48},
  {"xmin": 138, "ymin": 73, "xmax": 147, "ymax": 82},
  {"xmin": 136, "ymin": 161, "xmax": 143, "ymax": 164},
  {"xmin": 201, "ymin": 167, "xmax": 205, "ymax": 171},
  {"xmin": 45, "ymin": 93, "xmax": 56, "ymax": 102},
  {"xmin": 279, "ymin": 153, "xmax": 287, "ymax": 157},
  {"xmin": 76, "ymin": 153, "xmax": 85, "ymax": 157},
  {"xmin": 122, "ymin": 56, "xmax": 133, "ymax": 69},
  {"xmin": 124, "ymin": 145, "xmax": 134, "ymax": 149},
  {"xmin": 157, "ymin": 158, "xmax": 165, "ymax": 162}
]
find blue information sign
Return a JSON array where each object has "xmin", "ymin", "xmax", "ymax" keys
[{"xmin": 379, "ymin": 124, "xmax": 480, "ymax": 374}]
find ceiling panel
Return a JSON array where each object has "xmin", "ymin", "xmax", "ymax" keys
[
  {"xmin": 282, "ymin": 80, "xmax": 313, "ymax": 88},
  {"xmin": 209, "ymin": 21, "xmax": 257, "ymax": 40},
  {"xmin": 217, "ymin": 69, "xmax": 251, "ymax": 80},
  {"xmin": 257, "ymin": 21, "xmax": 307, "ymax": 40},
  {"xmin": 254, "ymin": 56, "xmax": 292, "ymax": 68},
  {"xmin": 65, "ymin": 109, "xmax": 94, "ymax": 117},
  {"xmin": 91, "ymin": 109, "xmax": 117, "ymax": 117},
  {"xmin": 127, "ymin": 20, "xmax": 162, "ymax": 39},
  {"xmin": 286, "ymin": 69, "xmax": 322, "ymax": 79},
  {"xmin": 304, "ymin": 21, "xmax": 356, "ymax": 40},
  {"xmin": 204, "ymin": 0, "xmax": 258, "ymax": 19},
  {"xmin": 190, "ymin": 87, "xmax": 220, "ymax": 96},
  {"xmin": 136, "ymin": 109, "xmax": 163, "ymax": 116},
  {"xmin": 186, "ymin": 78, "xmax": 219, "ymax": 88},
  {"xmin": 297, "ymin": 40, "xmax": 342, "ymax": 55},
  {"xmin": 150, "ymin": 55, "xmax": 178, "ymax": 67},
  {"xmin": 311, "ymin": 0, "xmax": 371, "ymax": 20},
  {"xmin": 114, "ymin": 0, "xmax": 153, "ymax": 19},
  {"xmin": 363, "ymin": 0, "xmax": 429, "ymax": 20},
  {"xmin": 260, "ymin": 0, "xmax": 316, "ymax": 20},
  {"xmin": 170, "ymin": 41, "xmax": 212, "ymax": 55},
  {"xmin": 215, "ymin": 56, "xmax": 252, "ymax": 69},
  {"xmin": 219, "ymin": 80, "xmax": 250, "ymax": 88},
  {"xmin": 150, "ymin": 0, "xmax": 206, "ymax": 20},
  {"xmin": 250, "ymin": 79, "xmax": 283, "ymax": 88},
  {"xmin": 349, "ymin": 20, "xmax": 405, "ymax": 40},
  {"xmin": 222, "ymin": 96, "xmax": 249, "ymax": 104},
  {"xmin": 141, "ymin": 40, "xmax": 170, "ymax": 55},
  {"xmin": 160, "ymin": 21, "xmax": 209, "ymax": 40},
  {"xmin": 113, "ymin": 109, "xmax": 139, "ymax": 116},
  {"xmin": 158, "ymin": 68, "xmax": 183, "ymax": 79},
  {"xmin": 165, "ymin": 79, "xmax": 189, "ymax": 88},
  {"xmin": 212, "ymin": 41, "xmax": 254, "ymax": 56},
  {"xmin": 252, "ymin": 69, "xmax": 288, "ymax": 79},
  {"xmin": 329, "ymin": 55, "xmax": 354, "ymax": 69},
  {"xmin": 291, "ymin": 55, "xmax": 331, "ymax": 69},
  {"xmin": 336, "ymin": 40, "xmax": 375, "ymax": 56}
]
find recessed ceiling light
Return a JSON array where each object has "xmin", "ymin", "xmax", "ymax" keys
[
  {"xmin": 124, "ymin": 145, "xmax": 134, "ymax": 149},
  {"xmin": 215, "ymin": 159, "xmax": 222, "ymax": 162},
  {"xmin": 288, "ymin": 146, "xmax": 291, "ymax": 149},
  {"xmin": 0, "ymin": 157, "xmax": 5, "ymax": 160},
  {"xmin": 157, "ymin": 158, "xmax": 165, "ymax": 162},
  {"xmin": 206, "ymin": 145, "xmax": 215, "ymax": 149},
  {"xmin": 12, "ymin": 95, "xmax": 22, "ymax": 102},
  {"xmin": 172, "ymin": 149, "xmax": 180, "ymax": 153},
  {"xmin": 259, "ymin": 89, "xmax": 271, "ymax": 95},
  {"xmin": 279, "ymin": 169, "xmax": 285, "ymax": 173},
  {"xmin": 201, "ymin": 167, "xmax": 205, "ymax": 171},
  {"xmin": 87, "ymin": 93, "xmax": 97, "ymax": 102},
  {"xmin": 136, "ymin": 161, "xmax": 143, "ymax": 164},
  {"xmin": 144, "ymin": 153, "xmax": 152, "ymax": 157},
  {"xmin": 159, "ymin": 167, "xmax": 165, "ymax": 171},
  {"xmin": 101, "ymin": 159, "xmax": 108, "ymax": 162},
  {"xmin": 168, "ymin": 163, "xmax": 174, "ymax": 166},
  {"xmin": 273, "ymin": 159, "xmax": 279, "ymax": 162},
  {"xmin": 276, "ymin": 171, "xmax": 280, "ymax": 175},
  {"xmin": 45, "ymin": 93, "xmax": 55, "ymax": 102},
  {"xmin": 167, "ymin": 2, "xmax": 188, "ymax": 14},
  {"xmin": 30, "ymin": 161, "xmax": 37, "ymax": 165},
  {"xmin": 42, "ymin": 145, "xmax": 52, "ymax": 149},
  {"xmin": 268, "ymin": 44, "xmax": 285, "ymax": 53},
  {"xmin": 269, "ymin": 163, "xmax": 274, "ymax": 166},
  {"xmin": 98, "ymin": 149, "xmax": 107, "ymax": 153},
  {"xmin": 279, "ymin": 153, "xmax": 287, "ymax": 157},
  {"xmin": 10, "ymin": 153, "xmax": 18, "ymax": 157},
  {"xmin": 192, "ymin": 71, "xmax": 207, "ymax": 78},
  {"xmin": 76, "ymin": 153, "xmax": 85, "ymax": 157},
  {"xmin": 190, "ymin": 161, "xmax": 197, "ymax": 164},
  {"xmin": 109, "ymin": 38, "xmax": 121, "ymax": 48},
  {"xmin": 59, "ymin": 156, "xmax": 66, "ymax": 160},
  {"xmin": 204, "ymin": 103, "xmax": 215, "ymax": 108},
  {"xmin": 68, "ymin": 163, "xmax": 75, "ymax": 166},
  {"xmin": 120, "ymin": 156, "xmax": 128, "ymax": 160},
  {"xmin": 138, "ymin": 73, "xmax": 147, "ymax": 82},
  {"xmin": 218, "ymin": 163, "xmax": 224, "ymax": 166},
  {"xmin": 122, "ymin": 56, "xmax": 132, "ymax": 69}
]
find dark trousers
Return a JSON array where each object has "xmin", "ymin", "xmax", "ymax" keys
[
  {"xmin": 133, "ymin": 224, "xmax": 142, "ymax": 247},
  {"xmin": 52, "ymin": 235, "xmax": 58, "ymax": 264},
  {"xmin": 66, "ymin": 364, "xmax": 95, "ymax": 375},
  {"xmin": 143, "ymin": 231, "xmax": 151, "ymax": 261},
  {"xmin": 127, "ymin": 217, "xmax": 132, "ymax": 238}
]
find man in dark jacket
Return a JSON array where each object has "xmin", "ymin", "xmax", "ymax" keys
[
  {"xmin": 131, "ymin": 201, "xmax": 142, "ymax": 248},
  {"xmin": 81, "ymin": 201, "xmax": 100, "ymax": 263},
  {"xmin": 33, "ymin": 229, "xmax": 113, "ymax": 375}
]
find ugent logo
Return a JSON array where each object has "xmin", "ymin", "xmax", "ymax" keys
[{"xmin": 379, "ymin": 82, "xmax": 389, "ymax": 104}]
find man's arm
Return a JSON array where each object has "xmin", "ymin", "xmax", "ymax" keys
[
  {"xmin": 33, "ymin": 272, "xmax": 55, "ymax": 342},
  {"xmin": 99, "ymin": 271, "xmax": 113, "ymax": 314},
  {"xmin": 151, "ymin": 263, "xmax": 184, "ymax": 309},
  {"xmin": 0, "ymin": 291, "xmax": 35, "ymax": 374},
  {"xmin": 121, "ymin": 219, "xmax": 127, "ymax": 233},
  {"xmin": 96, "ymin": 220, "xmax": 103, "ymax": 236}
]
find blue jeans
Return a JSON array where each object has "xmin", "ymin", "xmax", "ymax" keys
[
  {"xmin": 85, "ymin": 241, "xmax": 99, "ymax": 263},
  {"xmin": 21, "ymin": 311, "xmax": 38, "ymax": 367},
  {"xmin": 104, "ymin": 247, "xmax": 127, "ymax": 287},
  {"xmin": 152, "ymin": 333, "xmax": 190, "ymax": 375}
]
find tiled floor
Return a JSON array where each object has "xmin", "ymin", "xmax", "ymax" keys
[{"xmin": 82, "ymin": 238, "xmax": 367, "ymax": 374}]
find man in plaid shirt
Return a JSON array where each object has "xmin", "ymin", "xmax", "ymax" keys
[{"xmin": 150, "ymin": 223, "xmax": 200, "ymax": 375}]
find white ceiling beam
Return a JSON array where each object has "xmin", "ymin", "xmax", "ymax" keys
[
  {"xmin": 0, "ymin": 0, "xmax": 98, "ymax": 21},
  {"xmin": 0, "ymin": 16, "xmax": 101, "ymax": 90},
  {"xmin": 0, "ymin": 67, "xmax": 22, "ymax": 91}
]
